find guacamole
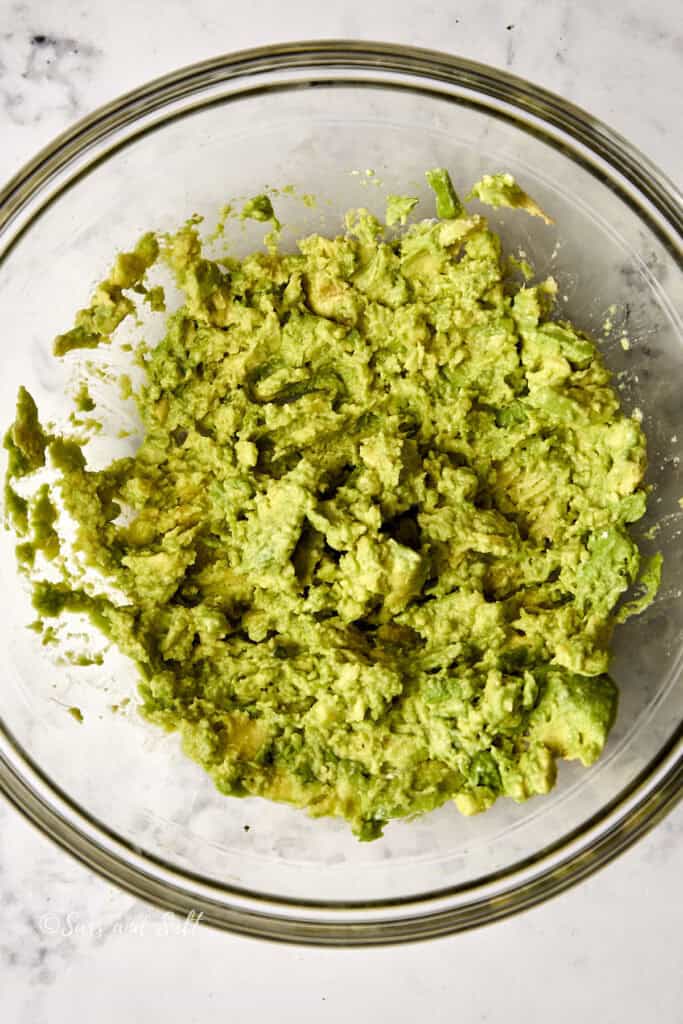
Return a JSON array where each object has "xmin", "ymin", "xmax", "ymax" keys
[{"xmin": 3, "ymin": 170, "xmax": 658, "ymax": 839}]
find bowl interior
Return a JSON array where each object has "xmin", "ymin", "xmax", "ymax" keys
[{"xmin": 1, "ymin": 76, "xmax": 681, "ymax": 907}]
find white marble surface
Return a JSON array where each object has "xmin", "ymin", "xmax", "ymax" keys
[{"xmin": 1, "ymin": 0, "xmax": 681, "ymax": 1020}]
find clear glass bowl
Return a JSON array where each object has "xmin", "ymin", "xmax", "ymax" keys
[{"xmin": 0, "ymin": 42, "xmax": 681, "ymax": 944}]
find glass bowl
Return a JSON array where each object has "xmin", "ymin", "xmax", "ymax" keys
[{"xmin": 0, "ymin": 42, "xmax": 681, "ymax": 945}]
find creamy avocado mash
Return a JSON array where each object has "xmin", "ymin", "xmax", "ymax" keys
[{"xmin": 3, "ymin": 170, "xmax": 659, "ymax": 839}]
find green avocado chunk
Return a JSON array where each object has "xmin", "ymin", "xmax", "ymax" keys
[
  {"xmin": 3, "ymin": 172, "xmax": 659, "ymax": 839},
  {"xmin": 467, "ymin": 172, "xmax": 554, "ymax": 224},
  {"xmin": 386, "ymin": 195, "xmax": 419, "ymax": 226},
  {"xmin": 426, "ymin": 167, "xmax": 465, "ymax": 219}
]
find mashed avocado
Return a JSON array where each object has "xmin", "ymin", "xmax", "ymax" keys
[{"xmin": 3, "ymin": 171, "xmax": 658, "ymax": 839}]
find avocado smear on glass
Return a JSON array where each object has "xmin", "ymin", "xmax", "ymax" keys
[{"xmin": 3, "ymin": 170, "xmax": 660, "ymax": 839}]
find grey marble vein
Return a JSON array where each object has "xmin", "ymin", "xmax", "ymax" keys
[{"xmin": 0, "ymin": 16, "xmax": 100, "ymax": 128}]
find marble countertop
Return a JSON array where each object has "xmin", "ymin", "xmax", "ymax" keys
[{"xmin": 1, "ymin": 1, "xmax": 681, "ymax": 1020}]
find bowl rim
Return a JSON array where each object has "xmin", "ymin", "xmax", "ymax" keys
[{"xmin": 0, "ymin": 40, "xmax": 681, "ymax": 945}]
